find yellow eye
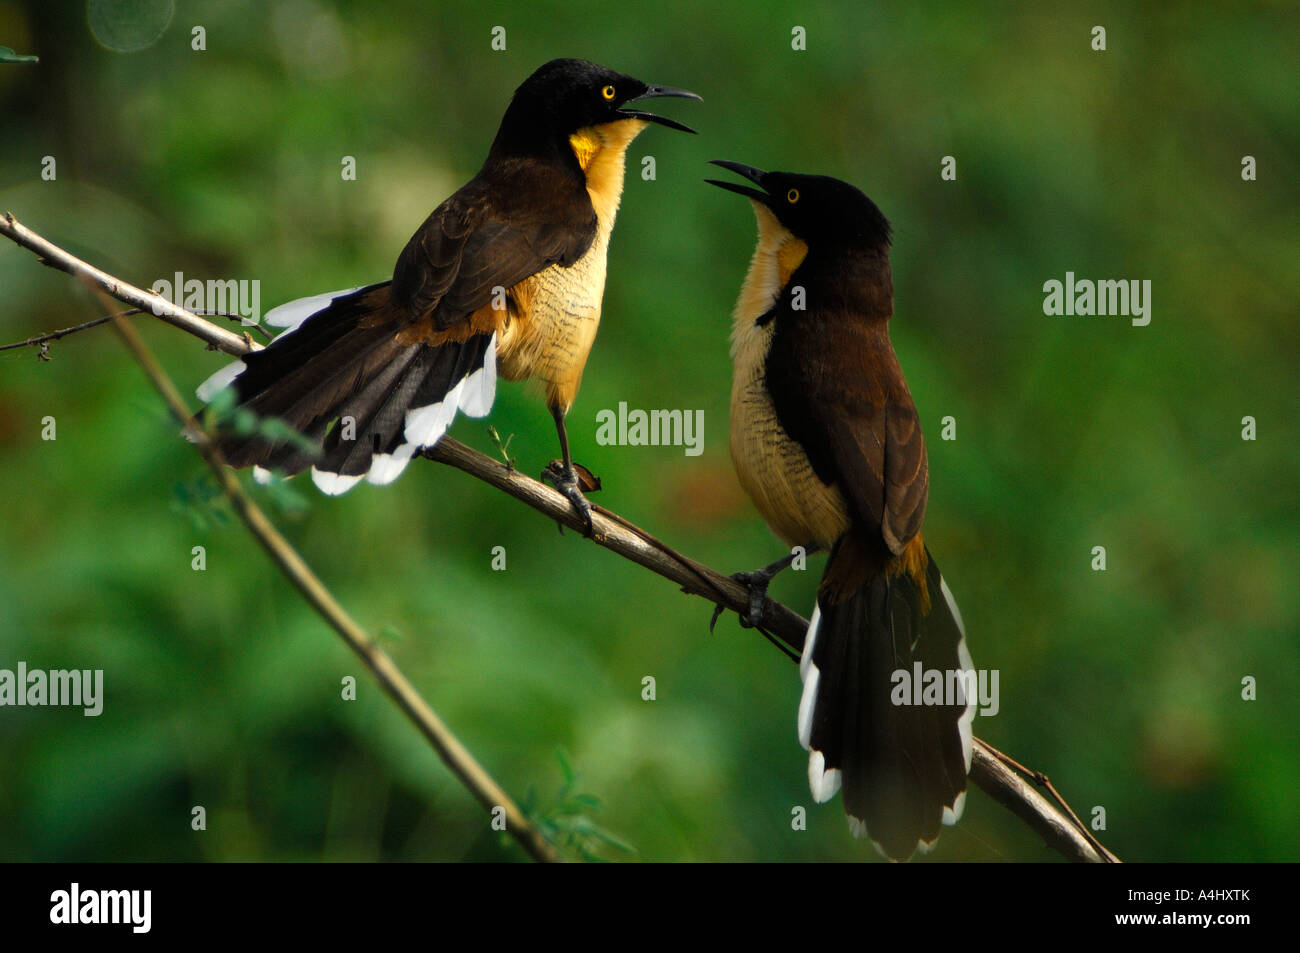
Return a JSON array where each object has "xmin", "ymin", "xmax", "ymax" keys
[
  {"xmin": 787, "ymin": 188, "xmax": 800, "ymax": 204},
  {"xmin": 601, "ymin": 85, "xmax": 617, "ymax": 100}
]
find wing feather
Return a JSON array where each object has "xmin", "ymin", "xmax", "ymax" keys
[
  {"xmin": 765, "ymin": 303, "xmax": 927, "ymax": 554},
  {"xmin": 391, "ymin": 165, "xmax": 597, "ymax": 330}
]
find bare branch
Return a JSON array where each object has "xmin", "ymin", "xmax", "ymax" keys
[
  {"xmin": 971, "ymin": 739, "xmax": 1118, "ymax": 862},
  {"xmin": 0, "ymin": 313, "xmax": 119, "ymax": 353},
  {"xmin": 3, "ymin": 212, "xmax": 1119, "ymax": 863},
  {"xmin": 2, "ymin": 212, "xmax": 254, "ymax": 355},
  {"xmin": 0, "ymin": 308, "xmax": 270, "ymax": 356},
  {"xmin": 980, "ymin": 740, "xmax": 1121, "ymax": 862},
  {"xmin": 422, "ymin": 439, "xmax": 810, "ymax": 656}
]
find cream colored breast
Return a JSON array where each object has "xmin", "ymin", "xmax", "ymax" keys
[
  {"xmin": 499, "ymin": 222, "xmax": 610, "ymax": 386},
  {"xmin": 497, "ymin": 119, "xmax": 647, "ymax": 411},
  {"xmin": 729, "ymin": 204, "xmax": 849, "ymax": 550}
]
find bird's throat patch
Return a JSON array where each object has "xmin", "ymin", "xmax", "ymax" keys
[
  {"xmin": 777, "ymin": 234, "xmax": 809, "ymax": 287},
  {"xmin": 753, "ymin": 203, "xmax": 808, "ymax": 288},
  {"xmin": 568, "ymin": 119, "xmax": 648, "ymax": 173},
  {"xmin": 567, "ymin": 120, "xmax": 647, "ymax": 226},
  {"xmin": 569, "ymin": 128, "xmax": 601, "ymax": 171},
  {"xmin": 735, "ymin": 204, "xmax": 809, "ymax": 330}
]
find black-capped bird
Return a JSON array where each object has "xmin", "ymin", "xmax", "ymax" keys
[
  {"xmin": 198, "ymin": 59, "xmax": 699, "ymax": 528},
  {"xmin": 706, "ymin": 161, "xmax": 974, "ymax": 860}
]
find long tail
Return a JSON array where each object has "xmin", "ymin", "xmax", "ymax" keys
[
  {"xmin": 197, "ymin": 283, "xmax": 496, "ymax": 494},
  {"xmin": 798, "ymin": 535, "xmax": 975, "ymax": 860}
]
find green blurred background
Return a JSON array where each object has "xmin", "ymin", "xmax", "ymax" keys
[{"xmin": 1, "ymin": 0, "xmax": 1296, "ymax": 862}]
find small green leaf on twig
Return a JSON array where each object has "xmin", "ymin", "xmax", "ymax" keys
[
  {"xmin": 517, "ymin": 750, "xmax": 636, "ymax": 862},
  {"xmin": 0, "ymin": 46, "xmax": 39, "ymax": 64},
  {"xmin": 487, "ymin": 425, "xmax": 515, "ymax": 470},
  {"xmin": 170, "ymin": 476, "xmax": 230, "ymax": 532}
]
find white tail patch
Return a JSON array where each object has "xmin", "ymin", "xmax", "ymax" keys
[
  {"xmin": 404, "ymin": 377, "xmax": 466, "ymax": 448},
  {"xmin": 807, "ymin": 749, "xmax": 842, "ymax": 803},
  {"xmin": 796, "ymin": 602, "xmax": 822, "ymax": 749},
  {"xmin": 252, "ymin": 466, "xmax": 272, "ymax": 485},
  {"xmin": 195, "ymin": 359, "xmax": 247, "ymax": 402},
  {"xmin": 311, "ymin": 467, "xmax": 364, "ymax": 496},
  {"xmin": 799, "ymin": 603, "xmax": 821, "ymax": 681},
  {"xmin": 365, "ymin": 446, "xmax": 416, "ymax": 486},
  {"xmin": 941, "ymin": 574, "xmax": 977, "ymax": 775},
  {"xmin": 363, "ymin": 337, "xmax": 498, "ymax": 488},
  {"xmin": 385, "ymin": 333, "xmax": 500, "ymax": 460},
  {"xmin": 797, "ymin": 665, "xmax": 819, "ymax": 749},
  {"xmin": 942, "ymin": 790, "xmax": 967, "ymax": 826},
  {"xmin": 307, "ymin": 335, "xmax": 499, "ymax": 495},
  {"xmin": 458, "ymin": 334, "xmax": 498, "ymax": 418},
  {"xmin": 263, "ymin": 286, "xmax": 366, "ymax": 331},
  {"xmin": 799, "ymin": 602, "xmax": 842, "ymax": 799}
]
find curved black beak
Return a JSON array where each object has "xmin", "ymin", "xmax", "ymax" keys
[
  {"xmin": 705, "ymin": 160, "xmax": 770, "ymax": 202},
  {"xmin": 620, "ymin": 84, "xmax": 702, "ymax": 134}
]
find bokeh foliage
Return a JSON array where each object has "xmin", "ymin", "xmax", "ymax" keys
[{"xmin": 0, "ymin": 0, "xmax": 1296, "ymax": 861}]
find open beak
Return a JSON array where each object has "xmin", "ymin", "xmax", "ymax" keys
[
  {"xmin": 705, "ymin": 160, "xmax": 770, "ymax": 203},
  {"xmin": 619, "ymin": 84, "xmax": 702, "ymax": 133}
]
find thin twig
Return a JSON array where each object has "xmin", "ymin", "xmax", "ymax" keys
[
  {"xmin": 90, "ymin": 284, "xmax": 560, "ymax": 865},
  {"xmin": 982, "ymin": 740, "xmax": 1120, "ymax": 862},
  {"xmin": 0, "ymin": 313, "xmax": 117, "ymax": 352},
  {"xmin": 4, "ymin": 212, "xmax": 1118, "ymax": 863},
  {"xmin": 0, "ymin": 308, "xmax": 271, "ymax": 355}
]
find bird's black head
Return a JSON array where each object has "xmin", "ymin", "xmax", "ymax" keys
[
  {"xmin": 495, "ymin": 58, "xmax": 700, "ymax": 154},
  {"xmin": 706, "ymin": 161, "xmax": 892, "ymax": 250}
]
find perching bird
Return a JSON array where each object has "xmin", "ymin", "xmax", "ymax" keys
[
  {"xmin": 706, "ymin": 161, "xmax": 975, "ymax": 860},
  {"xmin": 198, "ymin": 59, "xmax": 699, "ymax": 529}
]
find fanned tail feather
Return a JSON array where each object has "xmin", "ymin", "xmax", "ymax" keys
[{"xmin": 197, "ymin": 283, "xmax": 497, "ymax": 494}]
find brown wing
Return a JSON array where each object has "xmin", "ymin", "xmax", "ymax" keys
[
  {"xmin": 766, "ymin": 308, "xmax": 928, "ymax": 555},
  {"xmin": 391, "ymin": 163, "xmax": 597, "ymax": 330}
]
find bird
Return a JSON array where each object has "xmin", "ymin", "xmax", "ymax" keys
[
  {"xmin": 706, "ymin": 160, "xmax": 975, "ymax": 860},
  {"xmin": 197, "ymin": 58, "xmax": 699, "ymax": 530}
]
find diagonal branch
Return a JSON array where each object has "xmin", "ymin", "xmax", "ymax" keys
[
  {"xmin": 2, "ymin": 212, "xmax": 1119, "ymax": 863},
  {"xmin": 93, "ymin": 285, "xmax": 561, "ymax": 863}
]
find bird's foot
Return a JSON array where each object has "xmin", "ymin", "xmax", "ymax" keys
[
  {"xmin": 542, "ymin": 460, "xmax": 599, "ymax": 538},
  {"xmin": 709, "ymin": 569, "xmax": 776, "ymax": 632},
  {"xmin": 709, "ymin": 552, "xmax": 802, "ymax": 632}
]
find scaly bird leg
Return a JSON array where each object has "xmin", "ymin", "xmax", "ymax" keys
[
  {"xmin": 711, "ymin": 549, "xmax": 813, "ymax": 632},
  {"xmin": 541, "ymin": 405, "xmax": 594, "ymax": 538}
]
